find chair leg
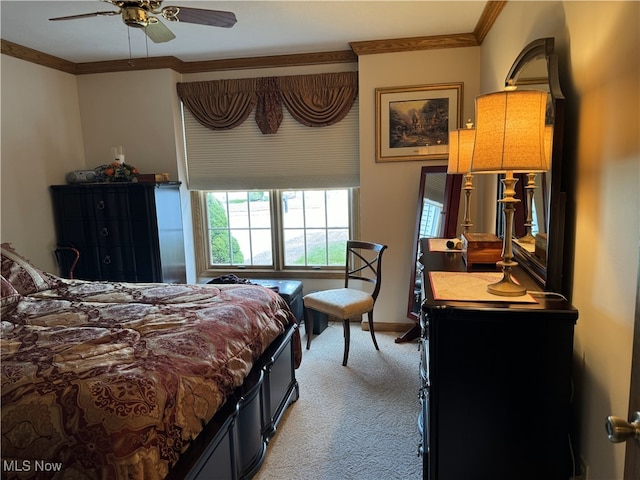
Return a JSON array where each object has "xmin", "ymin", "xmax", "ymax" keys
[
  {"xmin": 304, "ymin": 307, "xmax": 314, "ymax": 350},
  {"xmin": 342, "ymin": 318, "xmax": 350, "ymax": 366},
  {"xmin": 368, "ymin": 311, "xmax": 379, "ymax": 350}
]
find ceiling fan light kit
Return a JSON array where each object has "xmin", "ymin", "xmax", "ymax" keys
[
  {"xmin": 122, "ymin": 6, "xmax": 153, "ymax": 28},
  {"xmin": 49, "ymin": 1, "xmax": 237, "ymax": 44}
]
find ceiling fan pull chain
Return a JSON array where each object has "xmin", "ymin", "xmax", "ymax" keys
[
  {"xmin": 145, "ymin": 27, "xmax": 150, "ymax": 67},
  {"xmin": 127, "ymin": 27, "xmax": 135, "ymax": 67}
]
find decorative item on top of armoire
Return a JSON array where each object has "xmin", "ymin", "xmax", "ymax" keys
[
  {"xmin": 65, "ymin": 169, "xmax": 98, "ymax": 184},
  {"xmin": 137, "ymin": 173, "xmax": 171, "ymax": 183},
  {"xmin": 93, "ymin": 161, "xmax": 140, "ymax": 182},
  {"xmin": 50, "ymin": 182, "xmax": 186, "ymax": 283}
]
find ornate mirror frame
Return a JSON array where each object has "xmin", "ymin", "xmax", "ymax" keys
[
  {"xmin": 505, "ymin": 37, "xmax": 568, "ymax": 296},
  {"xmin": 406, "ymin": 165, "xmax": 462, "ymax": 322}
]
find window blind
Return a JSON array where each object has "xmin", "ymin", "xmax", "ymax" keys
[{"xmin": 182, "ymin": 99, "xmax": 359, "ymax": 191}]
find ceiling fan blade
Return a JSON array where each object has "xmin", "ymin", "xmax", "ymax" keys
[
  {"xmin": 161, "ymin": 6, "xmax": 237, "ymax": 28},
  {"xmin": 144, "ymin": 18, "xmax": 176, "ymax": 43},
  {"xmin": 49, "ymin": 11, "xmax": 119, "ymax": 21}
]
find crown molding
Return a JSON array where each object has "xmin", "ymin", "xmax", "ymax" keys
[
  {"xmin": 349, "ymin": 1, "xmax": 506, "ymax": 55},
  {"xmin": 178, "ymin": 50, "xmax": 358, "ymax": 73},
  {"xmin": 349, "ymin": 33, "xmax": 479, "ymax": 56},
  {"xmin": 474, "ymin": 0, "xmax": 508, "ymax": 44},
  {"xmin": 1, "ymin": 1, "xmax": 506, "ymax": 75},
  {"xmin": 1, "ymin": 39, "xmax": 77, "ymax": 74},
  {"xmin": 1, "ymin": 37, "xmax": 357, "ymax": 75}
]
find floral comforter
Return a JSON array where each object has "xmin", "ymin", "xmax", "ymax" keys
[{"xmin": 1, "ymin": 279, "xmax": 300, "ymax": 480}]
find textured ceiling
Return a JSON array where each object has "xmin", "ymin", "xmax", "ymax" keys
[{"xmin": 0, "ymin": 1, "xmax": 489, "ymax": 63}]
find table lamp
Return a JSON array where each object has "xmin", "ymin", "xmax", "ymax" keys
[
  {"xmin": 519, "ymin": 125, "xmax": 553, "ymax": 243},
  {"xmin": 470, "ymin": 89, "xmax": 549, "ymax": 296},
  {"xmin": 448, "ymin": 125, "xmax": 475, "ymax": 235}
]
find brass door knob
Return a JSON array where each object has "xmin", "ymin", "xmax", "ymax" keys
[{"xmin": 605, "ymin": 411, "xmax": 640, "ymax": 443}]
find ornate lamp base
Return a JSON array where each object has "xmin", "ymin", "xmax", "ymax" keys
[
  {"xmin": 487, "ymin": 261, "xmax": 526, "ymax": 296},
  {"xmin": 489, "ymin": 171, "xmax": 527, "ymax": 297}
]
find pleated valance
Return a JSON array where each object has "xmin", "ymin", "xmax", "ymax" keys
[
  {"xmin": 277, "ymin": 72, "xmax": 358, "ymax": 127},
  {"xmin": 177, "ymin": 72, "xmax": 358, "ymax": 134},
  {"xmin": 176, "ymin": 78, "xmax": 258, "ymax": 131}
]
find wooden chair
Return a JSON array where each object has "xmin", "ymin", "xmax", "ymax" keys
[
  {"xmin": 54, "ymin": 244, "xmax": 80, "ymax": 279},
  {"xmin": 303, "ymin": 240, "xmax": 388, "ymax": 366}
]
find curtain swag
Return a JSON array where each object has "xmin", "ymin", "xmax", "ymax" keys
[
  {"xmin": 176, "ymin": 78, "xmax": 257, "ymax": 131},
  {"xmin": 177, "ymin": 72, "xmax": 358, "ymax": 134}
]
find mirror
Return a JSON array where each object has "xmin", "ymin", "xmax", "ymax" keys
[
  {"xmin": 404, "ymin": 166, "xmax": 462, "ymax": 326},
  {"xmin": 504, "ymin": 37, "xmax": 567, "ymax": 295}
]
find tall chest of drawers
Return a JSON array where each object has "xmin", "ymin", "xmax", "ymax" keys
[
  {"xmin": 51, "ymin": 182, "xmax": 186, "ymax": 283},
  {"xmin": 418, "ymin": 248, "xmax": 578, "ymax": 480}
]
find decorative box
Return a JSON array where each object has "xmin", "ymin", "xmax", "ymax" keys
[
  {"xmin": 137, "ymin": 173, "xmax": 170, "ymax": 183},
  {"xmin": 461, "ymin": 233, "xmax": 502, "ymax": 270}
]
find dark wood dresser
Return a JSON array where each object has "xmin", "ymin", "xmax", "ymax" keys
[
  {"xmin": 51, "ymin": 182, "xmax": 186, "ymax": 283},
  {"xmin": 418, "ymin": 246, "xmax": 578, "ymax": 480}
]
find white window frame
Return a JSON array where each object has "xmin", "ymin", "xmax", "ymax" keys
[{"xmin": 192, "ymin": 188, "xmax": 360, "ymax": 279}]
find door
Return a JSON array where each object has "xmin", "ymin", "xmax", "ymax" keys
[
  {"xmin": 624, "ymin": 266, "xmax": 640, "ymax": 478},
  {"xmin": 606, "ymin": 254, "xmax": 640, "ymax": 479}
]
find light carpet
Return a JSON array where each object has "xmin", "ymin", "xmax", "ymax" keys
[{"xmin": 254, "ymin": 322, "xmax": 422, "ymax": 480}]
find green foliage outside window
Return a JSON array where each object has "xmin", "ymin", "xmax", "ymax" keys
[
  {"xmin": 291, "ymin": 241, "xmax": 346, "ymax": 266},
  {"xmin": 207, "ymin": 196, "xmax": 244, "ymax": 264}
]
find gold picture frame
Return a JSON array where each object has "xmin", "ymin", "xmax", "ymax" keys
[{"xmin": 375, "ymin": 83, "xmax": 463, "ymax": 162}]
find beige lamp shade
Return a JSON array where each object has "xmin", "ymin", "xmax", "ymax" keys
[
  {"xmin": 470, "ymin": 90, "xmax": 549, "ymax": 173},
  {"xmin": 447, "ymin": 128, "xmax": 475, "ymax": 174}
]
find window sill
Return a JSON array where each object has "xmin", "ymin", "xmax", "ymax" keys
[{"xmin": 198, "ymin": 268, "xmax": 344, "ymax": 283}]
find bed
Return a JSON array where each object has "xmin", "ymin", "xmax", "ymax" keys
[{"xmin": 1, "ymin": 243, "xmax": 301, "ymax": 480}]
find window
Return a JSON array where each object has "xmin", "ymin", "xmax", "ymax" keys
[
  {"xmin": 193, "ymin": 188, "xmax": 357, "ymax": 276},
  {"xmin": 419, "ymin": 198, "xmax": 444, "ymax": 238},
  {"xmin": 282, "ymin": 189, "xmax": 350, "ymax": 267}
]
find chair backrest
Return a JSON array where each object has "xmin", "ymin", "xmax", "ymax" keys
[
  {"xmin": 345, "ymin": 240, "xmax": 388, "ymax": 301},
  {"xmin": 54, "ymin": 244, "xmax": 80, "ymax": 279}
]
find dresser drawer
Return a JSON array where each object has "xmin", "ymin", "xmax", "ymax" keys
[
  {"xmin": 96, "ymin": 247, "xmax": 136, "ymax": 281},
  {"xmin": 94, "ymin": 220, "xmax": 133, "ymax": 247},
  {"xmin": 90, "ymin": 189, "xmax": 131, "ymax": 219}
]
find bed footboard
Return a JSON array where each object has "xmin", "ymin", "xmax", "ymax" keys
[{"xmin": 169, "ymin": 323, "xmax": 299, "ymax": 480}]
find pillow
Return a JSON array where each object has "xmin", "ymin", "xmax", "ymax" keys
[
  {"xmin": 1, "ymin": 274, "xmax": 22, "ymax": 315},
  {"xmin": 1, "ymin": 243, "xmax": 59, "ymax": 295}
]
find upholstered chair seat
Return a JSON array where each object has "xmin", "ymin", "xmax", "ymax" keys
[
  {"xmin": 303, "ymin": 240, "xmax": 387, "ymax": 366},
  {"xmin": 303, "ymin": 288, "xmax": 374, "ymax": 320}
]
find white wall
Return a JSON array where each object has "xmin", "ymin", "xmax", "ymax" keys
[
  {"xmin": 484, "ymin": 2, "xmax": 640, "ymax": 478},
  {"xmin": 358, "ymin": 47, "xmax": 481, "ymax": 326},
  {"xmin": 76, "ymin": 69, "xmax": 183, "ymax": 180},
  {"xmin": 0, "ymin": 55, "xmax": 85, "ymax": 273},
  {"xmin": 565, "ymin": 2, "xmax": 639, "ymax": 478}
]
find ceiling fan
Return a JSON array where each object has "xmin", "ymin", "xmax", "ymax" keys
[{"xmin": 49, "ymin": 0, "xmax": 237, "ymax": 43}]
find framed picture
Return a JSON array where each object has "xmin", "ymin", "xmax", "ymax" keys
[{"xmin": 376, "ymin": 83, "xmax": 463, "ymax": 162}]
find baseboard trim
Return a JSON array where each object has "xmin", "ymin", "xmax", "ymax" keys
[
  {"xmin": 318, "ymin": 318, "xmax": 415, "ymax": 333},
  {"xmin": 359, "ymin": 321, "xmax": 415, "ymax": 333}
]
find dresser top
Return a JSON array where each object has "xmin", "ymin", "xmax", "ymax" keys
[
  {"xmin": 51, "ymin": 181, "xmax": 181, "ymax": 188},
  {"xmin": 420, "ymin": 249, "xmax": 578, "ymax": 319}
]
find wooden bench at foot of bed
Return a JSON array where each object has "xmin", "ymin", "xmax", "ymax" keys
[{"xmin": 167, "ymin": 322, "xmax": 300, "ymax": 480}]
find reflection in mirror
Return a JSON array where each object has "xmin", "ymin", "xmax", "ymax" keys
[
  {"xmin": 399, "ymin": 166, "xmax": 461, "ymax": 343},
  {"xmin": 503, "ymin": 37, "xmax": 567, "ymax": 295}
]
